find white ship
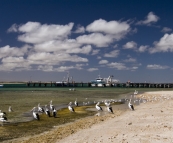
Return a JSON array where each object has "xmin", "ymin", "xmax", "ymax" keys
[{"xmin": 90, "ymin": 75, "xmax": 120, "ymax": 87}]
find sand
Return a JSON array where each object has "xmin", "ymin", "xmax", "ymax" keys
[{"xmin": 4, "ymin": 91, "xmax": 173, "ymax": 143}]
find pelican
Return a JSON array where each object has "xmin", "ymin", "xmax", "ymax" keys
[
  {"xmin": 31, "ymin": 107, "xmax": 40, "ymax": 120},
  {"xmin": 95, "ymin": 102, "xmax": 103, "ymax": 111},
  {"xmin": 104, "ymin": 100, "xmax": 110, "ymax": 107},
  {"xmin": 107, "ymin": 106, "xmax": 114, "ymax": 114},
  {"xmin": 0, "ymin": 116, "xmax": 7, "ymax": 122},
  {"xmin": 8, "ymin": 106, "xmax": 13, "ymax": 112},
  {"xmin": 50, "ymin": 100, "xmax": 55, "ymax": 111},
  {"xmin": 38, "ymin": 103, "xmax": 44, "ymax": 113},
  {"xmin": 128, "ymin": 99, "xmax": 134, "ymax": 111},
  {"xmin": 45, "ymin": 105, "xmax": 50, "ymax": 117},
  {"xmin": 74, "ymin": 98, "xmax": 78, "ymax": 107},
  {"xmin": 0, "ymin": 112, "xmax": 6, "ymax": 118},
  {"xmin": 53, "ymin": 108, "xmax": 57, "ymax": 118},
  {"xmin": 134, "ymin": 90, "xmax": 138, "ymax": 95},
  {"xmin": 68, "ymin": 102, "xmax": 75, "ymax": 112}
]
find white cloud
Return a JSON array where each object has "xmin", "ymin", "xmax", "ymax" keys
[
  {"xmin": 86, "ymin": 19, "xmax": 130, "ymax": 35},
  {"xmin": 138, "ymin": 45, "xmax": 149, "ymax": 52},
  {"xmin": 107, "ymin": 62, "xmax": 127, "ymax": 70},
  {"xmin": 7, "ymin": 24, "xmax": 18, "ymax": 32},
  {"xmin": 0, "ymin": 56, "xmax": 31, "ymax": 71},
  {"xmin": 99, "ymin": 60, "xmax": 108, "ymax": 64},
  {"xmin": 0, "ymin": 45, "xmax": 29, "ymax": 58},
  {"xmin": 149, "ymin": 33, "xmax": 173, "ymax": 53},
  {"xmin": 161, "ymin": 27, "xmax": 172, "ymax": 33},
  {"xmin": 132, "ymin": 67, "xmax": 138, "ymax": 70},
  {"xmin": 123, "ymin": 41, "xmax": 137, "ymax": 49},
  {"xmin": 123, "ymin": 58, "xmax": 136, "ymax": 62},
  {"xmin": 104, "ymin": 50, "xmax": 119, "ymax": 57},
  {"xmin": 147, "ymin": 64, "xmax": 169, "ymax": 69},
  {"xmin": 37, "ymin": 65, "xmax": 54, "ymax": 72},
  {"xmin": 87, "ymin": 68, "xmax": 98, "ymax": 72},
  {"xmin": 76, "ymin": 33, "xmax": 114, "ymax": 47},
  {"xmin": 27, "ymin": 52, "xmax": 88, "ymax": 65},
  {"xmin": 97, "ymin": 56, "xmax": 102, "ymax": 59},
  {"xmin": 136, "ymin": 12, "xmax": 159, "ymax": 25},
  {"xmin": 91, "ymin": 49, "xmax": 100, "ymax": 55},
  {"xmin": 66, "ymin": 45, "xmax": 92, "ymax": 54},
  {"xmin": 9, "ymin": 22, "xmax": 74, "ymax": 44},
  {"xmin": 74, "ymin": 25, "xmax": 85, "ymax": 33}
]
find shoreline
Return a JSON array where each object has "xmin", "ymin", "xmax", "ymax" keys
[{"xmin": 3, "ymin": 91, "xmax": 173, "ymax": 143}]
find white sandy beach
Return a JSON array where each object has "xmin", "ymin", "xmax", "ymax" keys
[
  {"xmin": 5, "ymin": 91, "xmax": 173, "ymax": 143},
  {"xmin": 58, "ymin": 91, "xmax": 173, "ymax": 143}
]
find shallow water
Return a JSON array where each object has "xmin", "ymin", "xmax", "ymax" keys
[{"xmin": 0, "ymin": 88, "xmax": 167, "ymax": 141}]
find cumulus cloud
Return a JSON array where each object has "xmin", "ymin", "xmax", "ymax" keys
[
  {"xmin": 76, "ymin": 33, "xmax": 114, "ymax": 47},
  {"xmin": 74, "ymin": 25, "xmax": 85, "ymax": 33},
  {"xmin": 0, "ymin": 56, "xmax": 31, "ymax": 71},
  {"xmin": 161, "ymin": 27, "xmax": 172, "ymax": 33},
  {"xmin": 123, "ymin": 58, "xmax": 136, "ymax": 62},
  {"xmin": 8, "ymin": 22, "xmax": 74, "ymax": 44},
  {"xmin": 87, "ymin": 68, "xmax": 98, "ymax": 72},
  {"xmin": 138, "ymin": 45, "xmax": 149, "ymax": 52},
  {"xmin": 147, "ymin": 64, "xmax": 169, "ymax": 69},
  {"xmin": 104, "ymin": 50, "xmax": 119, "ymax": 57},
  {"xmin": 99, "ymin": 60, "xmax": 108, "ymax": 64},
  {"xmin": 91, "ymin": 49, "xmax": 100, "ymax": 55},
  {"xmin": 149, "ymin": 33, "xmax": 173, "ymax": 53},
  {"xmin": 0, "ymin": 45, "xmax": 29, "ymax": 58},
  {"xmin": 123, "ymin": 41, "xmax": 137, "ymax": 49},
  {"xmin": 27, "ymin": 52, "xmax": 88, "ymax": 65},
  {"xmin": 132, "ymin": 66, "xmax": 138, "ymax": 70},
  {"xmin": 136, "ymin": 12, "xmax": 159, "ymax": 25},
  {"xmin": 7, "ymin": 24, "xmax": 18, "ymax": 32},
  {"xmin": 107, "ymin": 62, "xmax": 127, "ymax": 70},
  {"xmin": 86, "ymin": 19, "xmax": 130, "ymax": 35}
]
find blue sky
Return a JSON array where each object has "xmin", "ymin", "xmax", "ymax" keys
[{"xmin": 0, "ymin": 0, "xmax": 173, "ymax": 83}]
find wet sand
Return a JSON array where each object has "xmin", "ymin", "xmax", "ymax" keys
[{"xmin": 3, "ymin": 91, "xmax": 173, "ymax": 143}]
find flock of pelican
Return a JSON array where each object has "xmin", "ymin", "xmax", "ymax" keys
[{"xmin": 0, "ymin": 90, "xmax": 138, "ymax": 124}]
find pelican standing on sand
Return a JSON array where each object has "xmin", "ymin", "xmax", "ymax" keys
[
  {"xmin": 8, "ymin": 106, "xmax": 13, "ymax": 112},
  {"xmin": 68, "ymin": 102, "xmax": 75, "ymax": 112},
  {"xmin": 31, "ymin": 107, "xmax": 40, "ymax": 120},
  {"xmin": 95, "ymin": 102, "xmax": 103, "ymax": 111},
  {"xmin": 45, "ymin": 105, "xmax": 50, "ymax": 117},
  {"xmin": 107, "ymin": 105, "xmax": 114, "ymax": 113},
  {"xmin": 74, "ymin": 98, "xmax": 78, "ymax": 107},
  {"xmin": 0, "ymin": 111, "xmax": 6, "ymax": 117},
  {"xmin": 53, "ymin": 108, "xmax": 57, "ymax": 117},
  {"xmin": 128, "ymin": 99, "xmax": 134, "ymax": 111},
  {"xmin": 38, "ymin": 103, "xmax": 44, "ymax": 113},
  {"xmin": 50, "ymin": 100, "xmax": 55, "ymax": 111},
  {"xmin": 0, "ymin": 116, "xmax": 7, "ymax": 122}
]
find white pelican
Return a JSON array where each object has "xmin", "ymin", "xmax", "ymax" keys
[
  {"xmin": 45, "ymin": 105, "xmax": 50, "ymax": 117},
  {"xmin": 38, "ymin": 103, "xmax": 44, "ymax": 113},
  {"xmin": 50, "ymin": 100, "xmax": 55, "ymax": 111},
  {"xmin": 134, "ymin": 90, "xmax": 138, "ymax": 95},
  {"xmin": 104, "ymin": 100, "xmax": 110, "ymax": 107},
  {"xmin": 107, "ymin": 106, "xmax": 114, "ymax": 114},
  {"xmin": 8, "ymin": 106, "xmax": 13, "ymax": 112},
  {"xmin": 68, "ymin": 102, "xmax": 75, "ymax": 112},
  {"xmin": 31, "ymin": 107, "xmax": 40, "ymax": 120},
  {"xmin": 0, "ymin": 116, "xmax": 7, "ymax": 122},
  {"xmin": 128, "ymin": 99, "xmax": 134, "ymax": 111},
  {"xmin": 95, "ymin": 102, "xmax": 103, "ymax": 111},
  {"xmin": 53, "ymin": 108, "xmax": 57, "ymax": 118},
  {"xmin": 74, "ymin": 98, "xmax": 78, "ymax": 107},
  {"xmin": 0, "ymin": 111, "xmax": 6, "ymax": 118}
]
